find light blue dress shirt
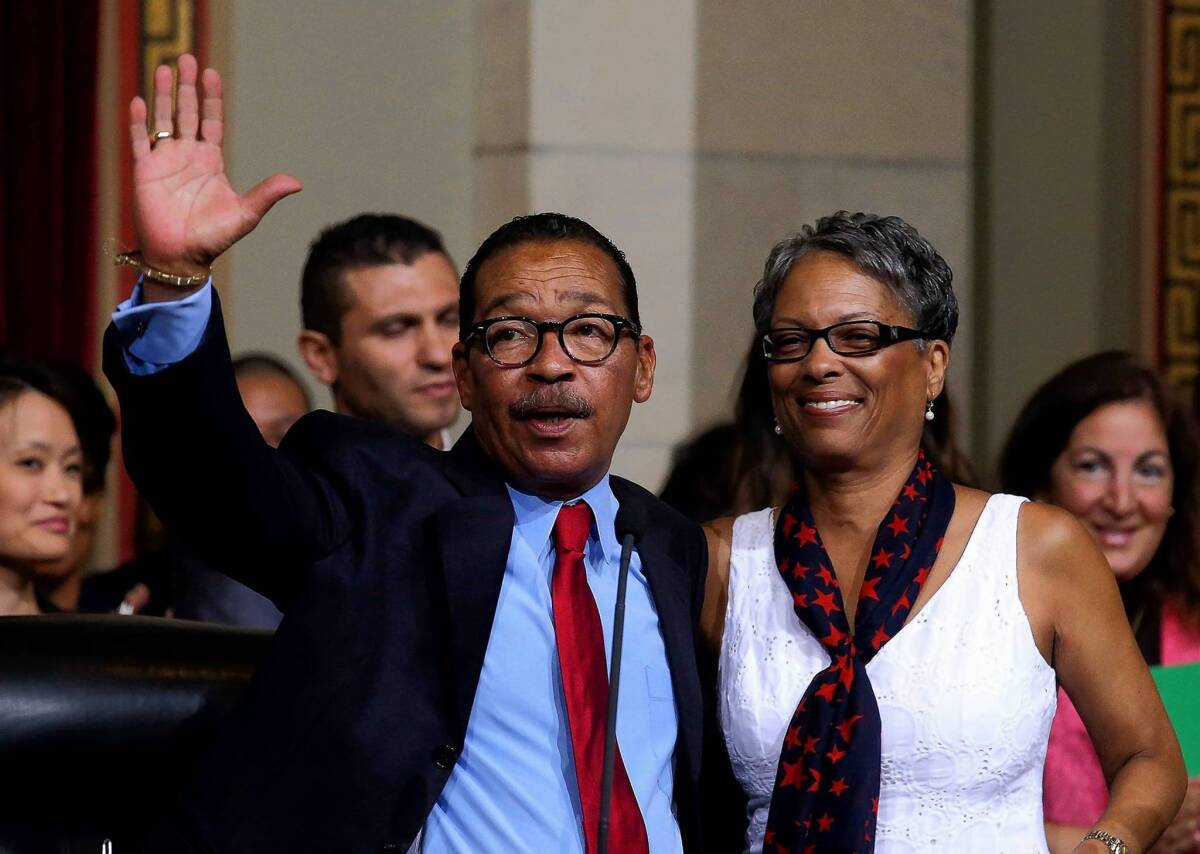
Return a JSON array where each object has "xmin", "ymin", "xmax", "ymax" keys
[
  {"xmin": 111, "ymin": 285, "xmax": 683, "ymax": 852},
  {"xmin": 422, "ymin": 481, "xmax": 681, "ymax": 853},
  {"xmin": 112, "ymin": 279, "xmax": 213, "ymax": 374}
]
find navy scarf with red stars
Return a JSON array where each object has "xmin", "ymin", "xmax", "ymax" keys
[{"xmin": 764, "ymin": 451, "xmax": 955, "ymax": 853}]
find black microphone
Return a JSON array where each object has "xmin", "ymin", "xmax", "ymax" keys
[{"xmin": 598, "ymin": 502, "xmax": 649, "ymax": 854}]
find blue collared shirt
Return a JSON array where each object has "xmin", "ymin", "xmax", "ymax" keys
[
  {"xmin": 112, "ymin": 279, "xmax": 213, "ymax": 374},
  {"xmin": 422, "ymin": 480, "xmax": 680, "ymax": 852},
  {"xmin": 111, "ymin": 286, "xmax": 682, "ymax": 852}
]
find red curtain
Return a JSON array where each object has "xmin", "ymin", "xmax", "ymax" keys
[{"xmin": 0, "ymin": 0, "xmax": 101, "ymax": 367}]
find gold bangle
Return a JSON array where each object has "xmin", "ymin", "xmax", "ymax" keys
[
  {"xmin": 105, "ymin": 241, "xmax": 210, "ymax": 288},
  {"xmin": 1081, "ymin": 829, "xmax": 1129, "ymax": 854}
]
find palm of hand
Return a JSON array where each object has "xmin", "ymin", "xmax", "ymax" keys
[{"xmin": 133, "ymin": 139, "xmax": 254, "ymax": 269}]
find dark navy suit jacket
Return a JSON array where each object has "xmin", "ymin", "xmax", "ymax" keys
[{"xmin": 103, "ymin": 295, "xmax": 709, "ymax": 853}]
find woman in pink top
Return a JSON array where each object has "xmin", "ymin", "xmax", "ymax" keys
[{"xmin": 1001, "ymin": 352, "xmax": 1200, "ymax": 853}]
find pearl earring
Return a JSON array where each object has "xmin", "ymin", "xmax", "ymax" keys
[
  {"xmin": 924, "ymin": 400, "xmax": 935, "ymax": 422},
  {"xmin": 773, "ymin": 419, "xmax": 783, "ymax": 435}
]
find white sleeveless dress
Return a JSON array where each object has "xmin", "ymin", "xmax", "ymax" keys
[{"xmin": 719, "ymin": 494, "xmax": 1057, "ymax": 853}]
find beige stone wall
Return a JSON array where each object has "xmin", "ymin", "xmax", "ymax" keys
[
  {"xmin": 478, "ymin": 0, "xmax": 974, "ymax": 490},
  {"xmin": 976, "ymin": 0, "xmax": 1149, "ymax": 478},
  {"xmin": 692, "ymin": 1, "xmax": 974, "ymax": 441},
  {"xmin": 179, "ymin": 1, "xmax": 1151, "ymax": 495},
  {"xmin": 219, "ymin": 0, "xmax": 477, "ymax": 412},
  {"xmin": 476, "ymin": 0, "xmax": 700, "ymax": 490},
  {"xmin": 83, "ymin": 1, "xmax": 1158, "ymax": 574}
]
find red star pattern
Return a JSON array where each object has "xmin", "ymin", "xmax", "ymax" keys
[
  {"xmin": 838, "ymin": 661, "xmax": 855, "ymax": 690},
  {"xmin": 835, "ymin": 714, "xmax": 863, "ymax": 742},
  {"xmin": 813, "ymin": 589, "xmax": 839, "ymax": 616},
  {"xmin": 764, "ymin": 449, "xmax": 952, "ymax": 853},
  {"xmin": 870, "ymin": 625, "xmax": 891, "ymax": 649},
  {"xmin": 780, "ymin": 759, "xmax": 806, "ymax": 788},
  {"xmin": 819, "ymin": 624, "xmax": 846, "ymax": 647}
]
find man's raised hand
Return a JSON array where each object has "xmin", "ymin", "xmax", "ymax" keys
[{"xmin": 128, "ymin": 54, "xmax": 301, "ymax": 294}]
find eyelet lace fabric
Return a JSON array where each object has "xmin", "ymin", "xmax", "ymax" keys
[{"xmin": 719, "ymin": 494, "xmax": 1056, "ymax": 853}]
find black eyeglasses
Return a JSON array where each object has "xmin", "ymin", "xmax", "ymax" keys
[
  {"xmin": 465, "ymin": 313, "xmax": 642, "ymax": 367},
  {"xmin": 762, "ymin": 320, "xmax": 930, "ymax": 362}
]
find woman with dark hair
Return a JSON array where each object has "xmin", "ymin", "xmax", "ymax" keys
[
  {"xmin": 1000, "ymin": 351, "xmax": 1200, "ymax": 853},
  {"xmin": 702, "ymin": 212, "xmax": 1184, "ymax": 853},
  {"xmin": 34, "ymin": 363, "xmax": 117, "ymax": 612},
  {"xmin": 660, "ymin": 333, "xmax": 793, "ymax": 522},
  {"xmin": 0, "ymin": 357, "xmax": 84, "ymax": 615}
]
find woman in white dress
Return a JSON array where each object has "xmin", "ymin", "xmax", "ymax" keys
[{"xmin": 700, "ymin": 212, "xmax": 1185, "ymax": 854}]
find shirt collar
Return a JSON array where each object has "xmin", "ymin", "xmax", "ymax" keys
[{"xmin": 506, "ymin": 475, "xmax": 621, "ymax": 565}]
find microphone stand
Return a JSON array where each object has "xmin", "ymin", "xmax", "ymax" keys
[{"xmin": 597, "ymin": 530, "xmax": 636, "ymax": 854}]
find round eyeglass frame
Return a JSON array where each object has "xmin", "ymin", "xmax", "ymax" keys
[
  {"xmin": 465, "ymin": 312, "xmax": 642, "ymax": 367},
  {"xmin": 762, "ymin": 320, "xmax": 931, "ymax": 363}
]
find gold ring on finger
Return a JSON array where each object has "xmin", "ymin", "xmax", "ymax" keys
[{"xmin": 150, "ymin": 129, "xmax": 172, "ymax": 145}]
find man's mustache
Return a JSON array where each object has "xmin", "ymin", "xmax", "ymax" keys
[{"xmin": 509, "ymin": 389, "xmax": 595, "ymax": 420}]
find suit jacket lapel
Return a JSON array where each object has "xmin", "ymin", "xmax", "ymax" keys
[
  {"xmin": 610, "ymin": 479, "xmax": 703, "ymax": 777},
  {"xmin": 442, "ymin": 426, "xmax": 508, "ymax": 498},
  {"xmin": 436, "ymin": 427, "xmax": 515, "ymax": 734},
  {"xmin": 434, "ymin": 437, "xmax": 704, "ymax": 769},
  {"xmin": 435, "ymin": 495, "xmax": 514, "ymax": 735}
]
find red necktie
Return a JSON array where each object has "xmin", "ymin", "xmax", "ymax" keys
[{"xmin": 551, "ymin": 501, "xmax": 649, "ymax": 854}]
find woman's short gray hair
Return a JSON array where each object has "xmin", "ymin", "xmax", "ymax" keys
[{"xmin": 751, "ymin": 211, "xmax": 959, "ymax": 346}]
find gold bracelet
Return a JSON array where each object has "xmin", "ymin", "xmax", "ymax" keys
[
  {"xmin": 106, "ymin": 241, "xmax": 210, "ymax": 288},
  {"xmin": 1081, "ymin": 829, "xmax": 1129, "ymax": 854}
]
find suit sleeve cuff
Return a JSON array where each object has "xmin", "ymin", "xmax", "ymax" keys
[{"xmin": 112, "ymin": 277, "xmax": 214, "ymax": 375}]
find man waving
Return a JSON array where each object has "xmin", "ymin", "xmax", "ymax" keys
[{"xmin": 106, "ymin": 55, "xmax": 707, "ymax": 853}]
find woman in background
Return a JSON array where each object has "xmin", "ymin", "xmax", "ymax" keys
[
  {"xmin": 1001, "ymin": 351, "xmax": 1200, "ymax": 853},
  {"xmin": 0, "ymin": 358, "xmax": 84, "ymax": 615},
  {"xmin": 34, "ymin": 362, "xmax": 116, "ymax": 612},
  {"xmin": 660, "ymin": 334, "xmax": 794, "ymax": 523}
]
